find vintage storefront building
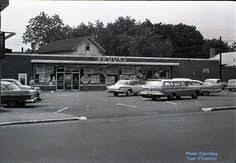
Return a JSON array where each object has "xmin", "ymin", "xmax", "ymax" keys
[{"xmin": 0, "ymin": 36, "xmax": 220, "ymax": 91}]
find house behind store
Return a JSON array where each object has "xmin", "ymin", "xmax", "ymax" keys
[{"xmin": 0, "ymin": 36, "xmax": 225, "ymax": 91}]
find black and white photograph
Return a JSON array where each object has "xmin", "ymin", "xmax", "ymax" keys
[{"xmin": 0, "ymin": 0, "xmax": 235, "ymax": 162}]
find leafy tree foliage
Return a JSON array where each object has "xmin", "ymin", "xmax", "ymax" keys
[
  {"xmin": 23, "ymin": 13, "xmax": 232, "ymax": 58},
  {"xmin": 22, "ymin": 12, "xmax": 72, "ymax": 52}
]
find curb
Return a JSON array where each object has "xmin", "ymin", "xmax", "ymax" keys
[
  {"xmin": 202, "ymin": 106, "xmax": 236, "ymax": 112},
  {"xmin": 0, "ymin": 117, "xmax": 80, "ymax": 126}
]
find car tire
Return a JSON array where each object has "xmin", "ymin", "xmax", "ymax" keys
[
  {"xmin": 113, "ymin": 93, "xmax": 119, "ymax": 96},
  {"xmin": 192, "ymin": 92, "xmax": 198, "ymax": 99},
  {"xmin": 18, "ymin": 102, "xmax": 26, "ymax": 107},
  {"xmin": 176, "ymin": 96, "xmax": 181, "ymax": 100},
  {"xmin": 126, "ymin": 89, "xmax": 133, "ymax": 96},
  {"xmin": 152, "ymin": 97, "xmax": 157, "ymax": 101},
  {"xmin": 7, "ymin": 101, "xmax": 18, "ymax": 108},
  {"xmin": 202, "ymin": 91, "xmax": 210, "ymax": 96},
  {"xmin": 167, "ymin": 94, "xmax": 174, "ymax": 101}
]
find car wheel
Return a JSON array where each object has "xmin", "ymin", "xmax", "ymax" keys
[
  {"xmin": 202, "ymin": 91, "xmax": 210, "ymax": 96},
  {"xmin": 18, "ymin": 102, "xmax": 26, "ymax": 107},
  {"xmin": 126, "ymin": 89, "xmax": 133, "ymax": 96},
  {"xmin": 113, "ymin": 93, "xmax": 119, "ymax": 96},
  {"xmin": 7, "ymin": 101, "xmax": 18, "ymax": 108},
  {"xmin": 176, "ymin": 96, "xmax": 181, "ymax": 100},
  {"xmin": 192, "ymin": 92, "xmax": 198, "ymax": 99},
  {"xmin": 167, "ymin": 94, "xmax": 174, "ymax": 101},
  {"xmin": 152, "ymin": 97, "xmax": 157, "ymax": 101}
]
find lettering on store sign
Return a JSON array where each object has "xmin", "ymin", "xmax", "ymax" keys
[{"xmin": 97, "ymin": 56, "xmax": 127, "ymax": 62}]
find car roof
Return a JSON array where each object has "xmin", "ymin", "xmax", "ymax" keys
[
  {"xmin": 204, "ymin": 79, "xmax": 220, "ymax": 81},
  {"xmin": 1, "ymin": 81, "xmax": 13, "ymax": 85},
  {"xmin": 1, "ymin": 79, "xmax": 18, "ymax": 82},
  {"xmin": 172, "ymin": 78, "xmax": 192, "ymax": 80},
  {"xmin": 118, "ymin": 80, "xmax": 138, "ymax": 82}
]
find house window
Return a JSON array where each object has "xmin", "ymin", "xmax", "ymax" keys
[{"xmin": 86, "ymin": 42, "xmax": 90, "ymax": 51}]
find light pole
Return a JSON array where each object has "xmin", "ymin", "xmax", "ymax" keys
[{"xmin": 219, "ymin": 36, "xmax": 222, "ymax": 81}]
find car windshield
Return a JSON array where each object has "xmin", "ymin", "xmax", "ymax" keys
[
  {"xmin": 116, "ymin": 80, "xmax": 129, "ymax": 85},
  {"xmin": 5, "ymin": 83, "xmax": 20, "ymax": 90},
  {"xmin": 145, "ymin": 81, "xmax": 162, "ymax": 87},
  {"xmin": 228, "ymin": 80, "xmax": 236, "ymax": 84},
  {"xmin": 204, "ymin": 80, "xmax": 214, "ymax": 85},
  {"xmin": 14, "ymin": 80, "xmax": 23, "ymax": 87}
]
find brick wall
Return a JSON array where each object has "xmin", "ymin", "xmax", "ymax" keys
[{"xmin": 0, "ymin": 55, "xmax": 32, "ymax": 84}]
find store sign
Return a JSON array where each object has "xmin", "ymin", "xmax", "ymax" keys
[
  {"xmin": 80, "ymin": 74, "xmax": 90, "ymax": 84},
  {"xmin": 105, "ymin": 76, "xmax": 115, "ymax": 85},
  {"xmin": 203, "ymin": 68, "xmax": 210, "ymax": 74},
  {"xmin": 90, "ymin": 75, "xmax": 100, "ymax": 84},
  {"xmin": 97, "ymin": 56, "xmax": 127, "ymax": 62}
]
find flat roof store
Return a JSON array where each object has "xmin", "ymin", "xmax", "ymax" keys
[{"xmin": 0, "ymin": 53, "xmax": 219, "ymax": 91}]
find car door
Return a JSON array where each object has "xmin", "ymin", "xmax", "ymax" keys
[
  {"xmin": 172, "ymin": 81, "xmax": 182, "ymax": 96},
  {"xmin": 131, "ymin": 81, "xmax": 140, "ymax": 94},
  {"xmin": 180, "ymin": 81, "xmax": 193, "ymax": 95},
  {"xmin": 163, "ymin": 81, "xmax": 173, "ymax": 95}
]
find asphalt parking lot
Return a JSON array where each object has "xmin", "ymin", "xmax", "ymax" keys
[{"xmin": 6, "ymin": 90, "xmax": 236, "ymax": 120}]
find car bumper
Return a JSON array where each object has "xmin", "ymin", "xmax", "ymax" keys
[
  {"xmin": 201, "ymin": 88, "xmax": 222, "ymax": 93},
  {"xmin": 140, "ymin": 91, "xmax": 164, "ymax": 98},
  {"xmin": 25, "ymin": 97, "xmax": 38, "ymax": 103},
  {"xmin": 106, "ymin": 89, "xmax": 127, "ymax": 94}
]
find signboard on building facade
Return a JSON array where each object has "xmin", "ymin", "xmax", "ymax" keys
[
  {"xmin": 97, "ymin": 56, "xmax": 127, "ymax": 62},
  {"xmin": 80, "ymin": 74, "xmax": 90, "ymax": 84},
  {"xmin": 90, "ymin": 75, "xmax": 100, "ymax": 84},
  {"xmin": 105, "ymin": 76, "xmax": 115, "ymax": 85}
]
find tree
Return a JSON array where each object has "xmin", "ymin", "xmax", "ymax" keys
[{"xmin": 22, "ymin": 12, "xmax": 72, "ymax": 52}]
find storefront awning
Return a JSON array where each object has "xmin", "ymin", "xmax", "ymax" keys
[{"xmin": 31, "ymin": 59, "xmax": 180, "ymax": 66}]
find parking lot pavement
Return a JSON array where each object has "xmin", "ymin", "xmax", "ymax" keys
[
  {"xmin": 5, "ymin": 90, "xmax": 234, "ymax": 120},
  {"xmin": 0, "ymin": 108, "xmax": 80, "ymax": 126}
]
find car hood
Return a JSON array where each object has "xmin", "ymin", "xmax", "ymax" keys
[
  {"xmin": 142, "ymin": 85, "xmax": 162, "ymax": 90},
  {"xmin": 107, "ymin": 84, "xmax": 127, "ymax": 89},
  {"xmin": 20, "ymin": 85, "xmax": 31, "ymax": 90}
]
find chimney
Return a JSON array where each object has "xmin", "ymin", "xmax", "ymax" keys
[{"xmin": 209, "ymin": 48, "xmax": 216, "ymax": 58}]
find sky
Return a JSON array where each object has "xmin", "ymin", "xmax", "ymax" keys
[{"xmin": 1, "ymin": 0, "xmax": 236, "ymax": 52}]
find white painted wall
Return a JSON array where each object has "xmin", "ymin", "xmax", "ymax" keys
[{"xmin": 73, "ymin": 40, "xmax": 103, "ymax": 56}]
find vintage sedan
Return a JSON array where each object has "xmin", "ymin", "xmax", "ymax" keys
[
  {"xmin": 202, "ymin": 79, "xmax": 222, "ymax": 95},
  {"xmin": 1, "ymin": 81, "xmax": 39, "ymax": 107},
  {"xmin": 1, "ymin": 78, "xmax": 41, "ymax": 101},
  {"xmin": 106, "ymin": 80, "xmax": 143, "ymax": 96},
  {"xmin": 226, "ymin": 79, "xmax": 236, "ymax": 92},
  {"xmin": 140, "ymin": 79, "xmax": 200, "ymax": 100},
  {"xmin": 173, "ymin": 78, "xmax": 222, "ymax": 96}
]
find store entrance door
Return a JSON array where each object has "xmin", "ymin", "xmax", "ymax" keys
[
  {"xmin": 72, "ymin": 73, "xmax": 80, "ymax": 90},
  {"xmin": 65, "ymin": 73, "xmax": 72, "ymax": 90}
]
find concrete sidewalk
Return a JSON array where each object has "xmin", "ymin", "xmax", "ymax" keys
[{"xmin": 0, "ymin": 108, "xmax": 80, "ymax": 126}]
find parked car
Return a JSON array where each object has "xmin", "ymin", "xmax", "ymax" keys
[
  {"xmin": 1, "ymin": 81, "xmax": 39, "ymax": 107},
  {"xmin": 106, "ymin": 80, "xmax": 143, "ymax": 96},
  {"xmin": 172, "ymin": 78, "xmax": 222, "ymax": 96},
  {"xmin": 140, "ymin": 79, "xmax": 200, "ymax": 100},
  {"xmin": 204, "ymin": 78, "xmax": 226, "ymax": 89},
  {"xmin": 1, "ymin": 79, "xmax": 41, "ymax": 101},
  {"xmin": 202, "ymin": 79, "xmax": 222, "ymax": 95},
  {"xmin": 226, "ymin": 79, "xmax": 236, "ymax": 92}
]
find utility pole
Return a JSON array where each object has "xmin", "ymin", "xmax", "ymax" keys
[{"xmin": 219, "ymin": 36, "xmax": 222, "ymax": 81}]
